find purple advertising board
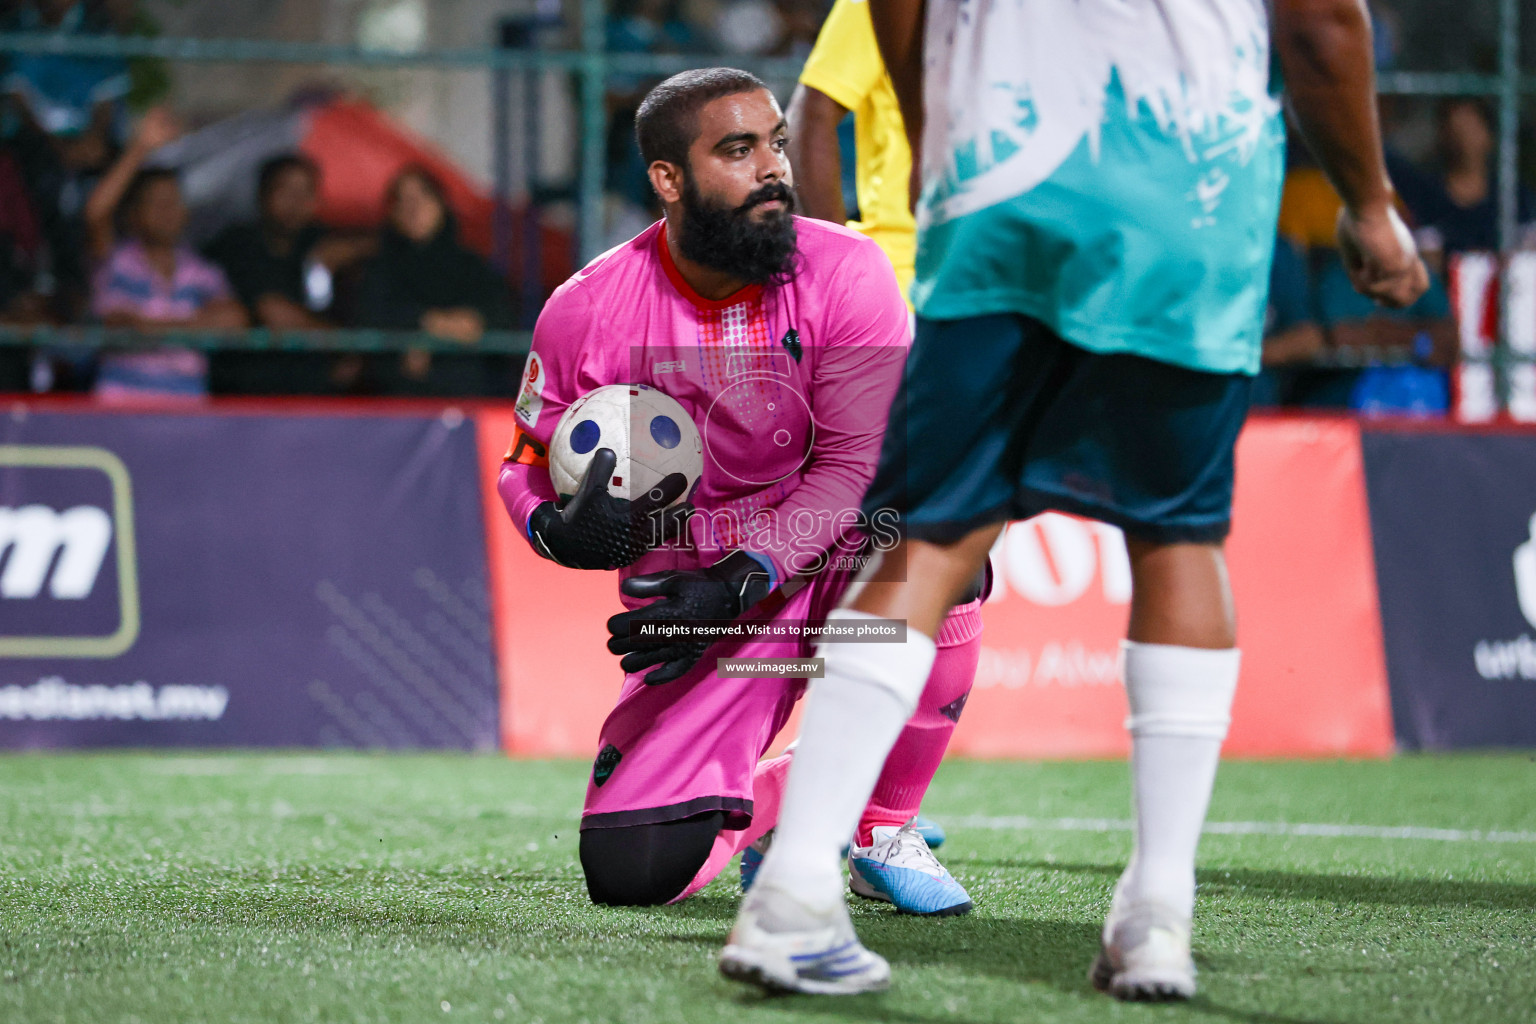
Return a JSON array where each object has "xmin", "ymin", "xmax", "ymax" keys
[
  {"xmin": 0, "ymin": 404, "xmax": 497, "ymax": 749},
  {"xmin": 1362, "ymin": 429, "xmax": 1536, "ymax": 749}
]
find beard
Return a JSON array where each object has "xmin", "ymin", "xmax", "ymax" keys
[{"xmin": 676, "ymin": 177, "xmax": 798, "ymax": 285}]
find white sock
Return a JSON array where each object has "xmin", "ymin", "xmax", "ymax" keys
[
  {"xmin": 754, "ymin": 610, "xmax": 936, "ymax": 918},
  {"xmin": 1119, "ymin": 640, "xmax": 1240, "ymax": 920}
]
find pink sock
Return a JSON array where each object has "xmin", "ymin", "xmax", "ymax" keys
[
  {"xmin": 856, "ymin": 624, "xmax": 980, "ymax": 845},
  {"xmin": 670, "ymin": 752, "xmax": 793, "ymax": 902}
]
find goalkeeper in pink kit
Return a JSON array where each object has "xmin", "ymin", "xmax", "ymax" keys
[{"xmin": 497, "ymin": 68, "xmax": 982, "ymax": 912}]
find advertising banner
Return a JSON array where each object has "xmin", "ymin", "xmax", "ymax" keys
[
  {"xmin": 479, "ymin": 408, "xmax": 623, "ymax": 755},
  {"xmin": 960, "ymin": 417, "xmax": 1393, "ymax": 758},
  {"xmin": 482, "ymin": 412, "xmax": 1395, "ymax": 759},
  {"xmin": 1362, "ymin": 429, "xmax": 1536, "ymax": 748},
  {"xmin": 0, "ymin": 405, "xmax": 497, "ymax": 749}
]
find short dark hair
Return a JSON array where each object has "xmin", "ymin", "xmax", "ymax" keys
[
  {"xmin": 257, "ymin": 153, "xmax": 320, "ymax": 200},
  {"xmin": 635, "ymin": 67, "xmax": 769, "ymax": 168},
  {"xmin": 122, "ymin": 167, "xmax": 180, "ymax": 213}
]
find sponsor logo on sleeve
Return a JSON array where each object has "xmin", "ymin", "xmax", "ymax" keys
[{"xmin": 515, "ymin": 351, "xmax": 546, "ymax": 427}]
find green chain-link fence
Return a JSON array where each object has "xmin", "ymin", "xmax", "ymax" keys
[{"xmin": 0, "ymin": 4, "xmax": 1530, "ymax": 388}]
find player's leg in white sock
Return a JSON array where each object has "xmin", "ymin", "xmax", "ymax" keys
[
  {"xmin": 751, "ymin": 609, "xmax": 936, "ymax": 916},
  {"xmin": 1117, "ymin": 537, "xmax": 1239, "ymax": 916},
  {"xmin": 722, "ymin": 532, "xmax": 998, "ymax": 994},
  {"xmin": 1093, "ymin": 539, "xmax": 1239, "ymax": 1000},
  {"xmin": 1119, "ymin": 640, "xmax": 1240, "ymax": 918},
  {"xmin": 719, "ymin": 612, "xmax": 935, "ymax": 994},
  {"xmin": 750, "ymin": 530, "xmax": 998, "ymax": 912}
]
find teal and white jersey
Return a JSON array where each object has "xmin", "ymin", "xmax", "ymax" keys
[{"xmin": 913, "ymin": 0, "xmax": 1285, "ymax": 374}]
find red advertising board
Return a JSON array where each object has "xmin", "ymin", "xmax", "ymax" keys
[
  {"xmin": 478, "ymin": 409, "xmax": 626, "ymax": 756},
  {"xmin": 479, "ymin": 410, "xmax": 1394, "ymax": 759},
  {"xmin": 957, "ymin": 416, "xmax": 1393, "ymax": 758},
  {"xmin": 1225, "ymin": 417, "xmax": 1393, "ymax": 756},
  {"xmin": 961, "ymin": 514, "xmax": 1136, "ymax": 757}
]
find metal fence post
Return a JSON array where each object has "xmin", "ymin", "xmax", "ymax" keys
[{"xmin": 1497, "ymin": 0, "xmax": 1521, "ymax": 408}]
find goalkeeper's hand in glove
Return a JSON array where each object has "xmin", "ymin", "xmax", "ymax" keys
[
  {"xmin": 605, "ymin": 550, "xmax": 774, "ymax": 685},
  {"xmin": 527, "ymin": 448, "xmax": 691, "ymax": 570}
]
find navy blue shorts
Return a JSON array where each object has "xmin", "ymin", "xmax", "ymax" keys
[{"xmin": 862, "ymin": 313, "xmax": 1253, "ymax": 545}]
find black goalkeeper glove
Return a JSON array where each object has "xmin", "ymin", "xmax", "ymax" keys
[
  {"xmin": 605, "ymin": 550, "xmax": 774, "ymax": 685},
  {"xmin": 528, "ymin": 448, "xmax": 692, "ymax": 570}
]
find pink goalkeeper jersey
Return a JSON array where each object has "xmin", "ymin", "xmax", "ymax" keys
[{"xmin": 497, "ymin": 217, "xmax": 911, "ymax": 590}]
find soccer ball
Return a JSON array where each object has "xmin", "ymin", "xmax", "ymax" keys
[{"xmin": 549, "ymin": 383, "xmax": 703, "ymax": 507}]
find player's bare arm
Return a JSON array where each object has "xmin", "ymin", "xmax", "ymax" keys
[
  {"xmin": 1273, "ymin": 0, "xmax": 1429, "ymax": 309},
  {"xmin": 784, "ymin": 84, "xmax": 849, "ymax": 224},
  {"xmin": 867, "ymin": 0, "xmax": 926, "ymax": 208}
]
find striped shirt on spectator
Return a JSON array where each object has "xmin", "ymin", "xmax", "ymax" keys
[{"xmin": 90, "ymin": 241, "xmax": 234, "ymax": 400}]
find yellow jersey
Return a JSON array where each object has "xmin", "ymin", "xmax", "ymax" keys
[
  {"xmin": 798, "ymin": 0, "xmax": 915, "ymax": 299},
  {"xmin": 1277, "ymin": 167, "xmax": 1343, "ymax": 251}
]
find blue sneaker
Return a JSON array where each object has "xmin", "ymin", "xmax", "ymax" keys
[
  {"xmin": 913, "ymin": 814, "xmax": 946, "ymax": 849},
  {"xmin": 848, "ymin": 819, "xmax": 972, "ymax": 916},
  {"xmin": 739, "ymin": 829, "xmax": 772, "ymax": 892}
]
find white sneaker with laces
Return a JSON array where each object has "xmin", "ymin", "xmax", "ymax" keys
[
  {"xmin": 1089, "ymin": 883, "xmax": 1197, "ymax": 1001},
  {"xmin": 719, "ymin": 883, "xmax": 890, "ymax": 995},
  {"xmin": 847, "ymin": 818, "xmax": 973, "ymax": 916}
]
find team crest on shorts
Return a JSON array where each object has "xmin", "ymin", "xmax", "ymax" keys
[{"xmin": 592, "ymin": 744, "xmax": 623, "ymax": 786}]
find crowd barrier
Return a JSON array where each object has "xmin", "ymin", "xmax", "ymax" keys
[{"xmin": 2, "ymin": 400, "xmax": 1532, "ymax": 755}]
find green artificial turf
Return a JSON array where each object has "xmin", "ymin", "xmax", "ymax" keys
[{"xmin": 1, "ymin": 753, "xmax": 1532, "ymax": 1023}]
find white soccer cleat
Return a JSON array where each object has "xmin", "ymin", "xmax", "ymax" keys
[
  {"xmin": 848, "ymin": 819, "xmax": 973, "ymax": 916},
  {"xmin": 719, "ymin": 883, "xmax": 890, "ymax": 995},
  {"xmin": 1089, "ymin": 890, "xmax": 1197, "ymax": 1001}
]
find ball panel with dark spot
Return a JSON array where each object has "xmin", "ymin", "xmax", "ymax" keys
[
  {"xmin": 570, "ymin": 419, "xmax": 601, "ymax": 455},
  {"xmin": 649, "ymin": 415, "xmax": 682, "ymax": 450}
]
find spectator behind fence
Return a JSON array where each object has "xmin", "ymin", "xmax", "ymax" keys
[
  {"xmin": 204, "ymin": 154, "xmax": 378, "ymax": 329},
  {"xmin": 1255, "ymin": 231, "xmax": 1453, "ymax": 413},
  {"xmin": 2, "ymin": 0, "xmax": 128, "ymax": 163},
  {"xmin": 1314, "ymin": 248, "xmax": 1455, "ymax": 415},
  {"xmin": 202, "ymin": 153, "xmax": 376, "ymax": 394},
  {"xmin": 2, "ymin": 0, "xmax": 133, "ymax": 319},
  {"xmin": 354, "ymin": 165, "xmax": 513, "ymax": 394},
  {"xmin": 0, "ymin": 143, "xmax": 48, "ymax": 391},
  {"xmin": 0, "ymin": 144, "xmax": 45, "ymax": 320},
  {"xmin": 602, "ymin": 0, "xmax": 701, "ymax": 242},
  {"xmin": 84, "ymin": 107, "xmax": 247, "ymax": 401},
  {"xmin": 1390, "ymin": 99, "xmax": 1536, "ymax": 268}
]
